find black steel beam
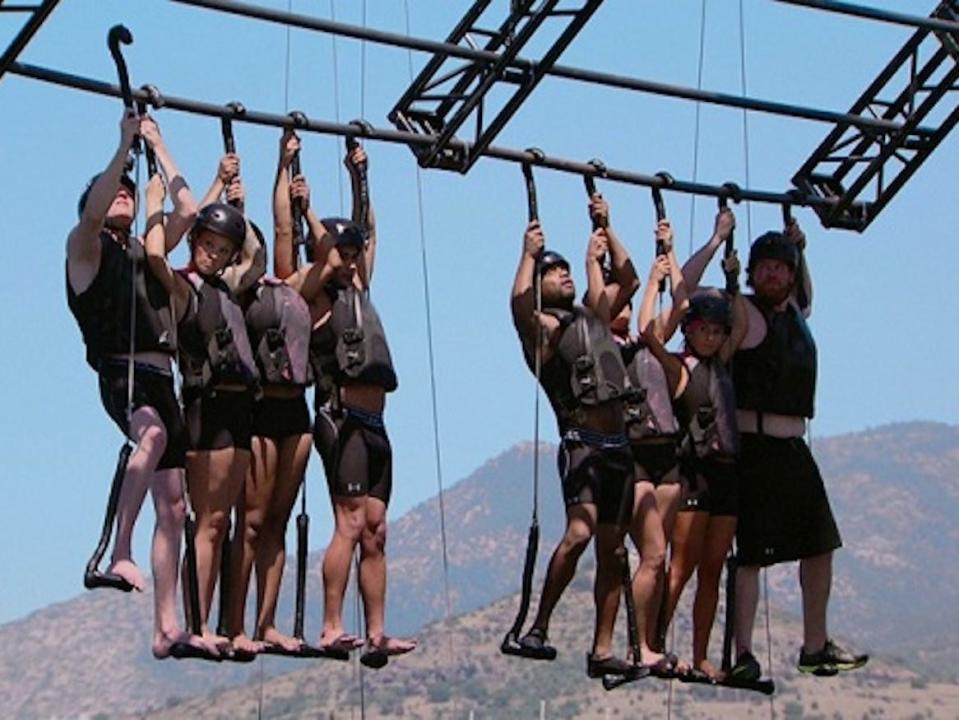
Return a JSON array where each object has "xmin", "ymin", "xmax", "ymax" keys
[
  {"xmin": 169, "ymin": 0, "xmax": 925, "ymax": 136},
  {"xmin": 8, "ymin": 60, "xmax": 850, "ymax": 214},
  {"xmin": 774, "ymin": 0, "xmax": 959, "ymax": 34},
  {"xmin": 0, "ymin": 0, "xmax": 60, "ymax": 82}
]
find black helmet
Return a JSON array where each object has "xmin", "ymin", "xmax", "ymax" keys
[
  {"xmin": 538, "ymin": 250, "xmax": 570, "ymax": 276},
  {"xmin": 747, "ymin": 231, "xmax": 799, "ymax": 275},
  {"xmin": 683, "ymin": 289, "xmax": 732, "ymax": 332},
  {"xmin": 190, "ymin": 202, "xmax": 247, "ymax": 248},
  {"xmin": 320, "ymin": 217, "xmax": 365, "ymax": 250},
  {"xmin": 77, "ymin": 173, "xmax": 137, "ymax": 218}
]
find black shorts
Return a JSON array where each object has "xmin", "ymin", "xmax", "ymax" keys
[
  {"xmin": 736, "ymin": 433, "xmax": 841, "ymax": 567},
  {"xmin": 251, "ymin": 394, "xmax": 312, "ymax": 441},
  {"xmin": 184, "ymin": 388, "xmax": 254, "ymax": 452},
  {"xmin": 98, "ymin": 361, "xmax": 187, "ymax": 470},
  {"xmin": 631, "ymin": 441, "xmax": 679, "ymax": 487},
  {"xmin": 679, "ymin": 458, "xmax": 738, "ymax": 516},
  {"xmin": 313, "ymin": 405, "xmax": 392, "ymax": 504},
  {"xmin": 558, "ymin": 429, "xmax": 634, "ymax": 527}
]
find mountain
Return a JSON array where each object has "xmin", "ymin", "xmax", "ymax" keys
[{"xmin": 2, "ymin": 421, "xmax": 958, "ymax": 719}]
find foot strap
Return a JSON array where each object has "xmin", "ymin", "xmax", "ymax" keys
[{"xmin": 83, "ymin": 570, "xmax": 134, "ymax": 593}]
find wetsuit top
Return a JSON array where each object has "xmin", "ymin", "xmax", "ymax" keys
[
  {"xmin": 310, "ymin": 284, "xmax": 398, "ymax": 394},
  {"xmin": 621, "ymin": 339, "xmax": 679, "ymax": 441},
  {"xmin": 532, "ymin": 305, "xmax": 627, "ymax": 434},
  {"xmin": 245, "ymin": 278, "xmax": 313, "ymax": 387},
  {"xmin": 66, "ymin": 230, "xmax": 175, "ymax": 370},
  {"xmin": 733, "ymin": 296, "xmax": 817, "ymax": 418},
  {"xmin": 675, "ymin": 353, "xmax": 738, "ymax": 459},
  {"xmin": 176, "ymin": 270, "xmax": 258, "ymax": 392}
]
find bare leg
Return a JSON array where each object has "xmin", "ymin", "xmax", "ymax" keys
[
  {"xmin": 186, "ymin": 447, "xmax": 249, "ymax": 642},
  {"xmin": 319, "ymin": 496, "xmax": 364, "ymax": 646},
  {"xmin": 227, "ymin": 435, "xmax": 274, "ymax": 649},
  {"xmin": 646, "ymin": 481, "xmax": 682, "ymax": 650},
  {"xmin": 627, "ymin": 483, "xmax": 666, "ymax": 664},
  {"xmin": 111, "ymin": 406, "xmax": 169, "ymax": 591},
  {"xmin": 691, "ymin": 515, "xmax": 737, "ymax": 676},
  {"xmin": 256, "ymin": 433, "xmax": 311, "ymax": 650},
  {"xmin": 734, "ymin": 563, "xmax": 761, "ymax": 659},
  {"xmin": 592, "ymin": 521, "xmax": 626, "ymax": 659},
  {"xmin": 666, "ymin": 511, "xmax": 708, "ymax": 630},
  {"xmin": 799, "ymin": 551, "xmax": 832, "ymax": 654},
  {"xmin": 528, "ymin": 505, "xmax": 597, "ymax": 634}
]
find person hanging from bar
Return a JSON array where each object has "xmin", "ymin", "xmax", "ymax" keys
[
  {"xmin": 222, "ymin": 131, "xmax": 334, "ymax": 657},
  {"xmin": 66, "ymin": 111, "xmax": 222, "ymax": 660},
  {"xmin": 645, "ymin": 205, "xmax": 744, "ymax": 681},
  {"xmin": 144, "ymin": 156, "xmax": 264, "ymax": 657},
  {"xmin": 291, "ymin": 137, "xmax": 416, "ymax": 669},
  {"xmin": 681, "ymin": 211, "xmax": 868, "ymax": 679},
  {"xmin": 620, "ymin": 216, "xmax": 690, "ymax": 675},
  {"xmin": 510, "ymin": 197, "xmax": 639, "ymax": 679}
]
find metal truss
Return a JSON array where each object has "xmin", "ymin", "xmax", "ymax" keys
[
  {"xmin": 0, "ymin": 0, "xmax": 60, "ymax": 82},
  {"xmin": 388, "ymin": 0, "xmax": 602, "ymax": 172},
  {"xmin": 792, "ymin": 0, "xmax": 959, "ymax": 230}
]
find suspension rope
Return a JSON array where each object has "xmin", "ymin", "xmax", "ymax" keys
[
  {"xmin": 329, "ymin": 0, "xmax": 345, "ymax": 214},
  {"xmin": 403, "ymin": 0, "xmax": 456, "ymax": 672},
  {"xmin": 688, "ymin": 0, "xmax": 708, "ymax": 254},
  {"xmin": 360, "ymin": 0, "xmax": 367, "ymax": 120},
  {"xmin": 737, "ymin": 0, "xmax": 753, "ymax": 242}
]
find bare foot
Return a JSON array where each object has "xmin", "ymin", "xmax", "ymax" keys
[
  {"xmin": 370, "ymin": 635, "xmax": 417, "ymax": 657},
  {"xmin": 696, "ymin": 658, "xmax": 724, "ymax": 681},
  {"xmin": 639, "ymin": 647, "xmax": 665, "ymax": 667},
  {"xmin": 259, "ymin": 627, "xmax": 303, "ymax": 653},
  {"xmin": 318, "ymin": 630, "xmax": 363, "ymax": 652},
  {"xmin": 153, "ymin": 630, "xmax": 220, "ymax": 660},
  {"xmin": 231, "ymin": 633, "xmax": 264, "ymax": 655},
  {"xmin": 202, "ymin": 632, "xmax": 233, "ymax": 653},
  {"xmin": 108, "ymin": 559, "xmax": 145, "ymax": 592}
]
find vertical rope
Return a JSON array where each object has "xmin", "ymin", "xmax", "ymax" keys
[
  {"xmin": 329, "ymin": 0, "xmax": 345, "ymax": 214},
  {"xmin": 360, "ymin": 0, "xmax": 367, "ymax": 120},
  {"xmin": 283, "ymin": 0, "xmax": 293, "ymax": 111},
  {"xmin": 403, "ymin": 0, "xmax": 456, "ymax": 671},
  {"xmin": 738, "ymin": 0, "xmax": 753, "ymax": 242},
  {"xmin": 688, "ymin": 0, "xmax": 708, "ymax": 254}
]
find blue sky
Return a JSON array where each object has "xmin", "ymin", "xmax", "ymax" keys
[{"xmin": 1, "ymin": 0, "xmax": 957, "ymax": 624}]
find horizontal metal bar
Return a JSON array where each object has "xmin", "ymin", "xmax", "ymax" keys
[
  {"xmin": 8, "ymin": 60, "xmax": 845, "ymax": 211},
  {"xmin": 0, "ymin": 0, "xmax": 59, "ymax": 79},
  {"xmin": 169, "ymin": 0, "xmax": 926, "ymax": 135},
  {"xmin": 773, "ymin": 0, "xmax": 959, "ymax": 35}
]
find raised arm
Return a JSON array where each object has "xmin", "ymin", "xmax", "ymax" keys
[
  {"xmin": 719, "ymin": 252, "xmax": 748, "ymax": 363},
  {"xmin": 510, "ymin": 220, "xmax": 544, "ymax": 348},
  {"xmin": 143, "ymin": 174, "xmax": 190, "ymax": 316},
  {"xmin": 139, "ymin": 115, "xmax": 197, "ymax": 252},
  {"xmin": 346, "ymin": 144, "xmax": 377, "ymax": 283},
  {"xmin": 786, "ymin": 219, "xmax": 813, "ymax": 317},
  {"xmin": 67, "ymin": 112, "xmax": 139, "ymax": 292},
  {"xmin": 588, "ymin": 193, "xmax": 639, "ymax": 318},
  {"xmin": 219, "ymin": 176, "xmax": 266, "ymax": 295},
  {"xmin": 681, "ymin": 207, "xmax": 735, "ymax": 293},
  {"xmin": 585, "ymin": 229, "xmax": 611, "ymax": 324},
  {"xmin": 273, "ymin": 130, "xmax": 301, "ymax": 280},
  {"xmin": 639, "ymin": 316, "xmax": 686, "ymax": 399}
]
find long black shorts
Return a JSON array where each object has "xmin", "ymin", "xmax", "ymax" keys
[
  {"xmin": 736, "ymin": 433, "xmax": 841, "ymax": 567},
  {"xmin": 631, "ymin": 440, "xmax": 680, "ymax": 487},
  {"xmin": 679, "ymin": 457, "xmax": 738, "ymax": 516},
  {"xmin": 558, "ymin": 430, "xmax": 634, "ymax": 527},
  {"xmin": 98, "ymin": 361, "xmax": 187, "ymax": 470},
  {"xmin": 313, "ymin": 406, "xmax": 392, "ymax": 505},
  {"xmin": 251, "ymin": 394, "xmax": 312, "ymax": 441},
  {"xmin": 183, "ymin": 388, "xmax": 254, "ymax": 452}
]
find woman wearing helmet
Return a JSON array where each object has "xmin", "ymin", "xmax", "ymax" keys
[
  {"xmin": 651, "ymin": 207, "xmax": 747, "ymax": 681},
  {"xmin": 144, "ymin": 172, "xmax": 263, "ymax": 655},
  {"xmin": 274, "ymin": 135, "xmax": 416, "ymax": 668}
]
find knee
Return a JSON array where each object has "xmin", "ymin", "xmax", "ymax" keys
[
  {"xmin": 559, "ymin": 525, "xmax": 592, "ymax": 558},
  {"xmin": 156, "ymin": 495, "xmax": 186, "ymax": 530},
  {"xmin": 243, "ymin": 510, "xmax": 266, "ymax": 545},
  {"xmin": 361, "ymin": 522, "xmax": 386, "ymax": 557},
  {"xmin": 641, "ymin": 543, "xmax": 666, "ymax": 576},
  {"xmin": 203, "ymin": 510, "xmax": 231, "ymax": 542},
  {"xmin": 336, "ymin": 511, "xmax": 365, "ymax": 542},
  {"xmin": 137, "ymin": 423, "xmax": 168, "ymax": 460}
]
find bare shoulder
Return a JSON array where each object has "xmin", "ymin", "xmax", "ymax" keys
[{"xmin": 738, "ymin": 296, "xmax": 766, "ymax": 350}]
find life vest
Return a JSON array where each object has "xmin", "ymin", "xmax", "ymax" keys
[
  {"xmin": 675, "ymin": 354, "xmax": 738, "ymax": 459},
  {"xmin": 66, "ymin": 231, "xmax": 174, "ymax": 370},
  {"xmin": 176, "ymin": 270, "xmax": 258, "ymax": 391},
  {"xmin": 534, "ymin": 306, "xmax": 626, "ymax": 431},
  {"xmin": 244, "ymin": 278, "xmax": 312, "ymax": 387},
  {"xmin": 317, "ymin": 285, "xmax": 398, "ymax": 392},
  {"xmin": 622, "ymin": 342, "xmax": 679, "ymax": 442},
  {"xmin": 733, "ymin": 296, "xmax": 817, "ymax": 418}
]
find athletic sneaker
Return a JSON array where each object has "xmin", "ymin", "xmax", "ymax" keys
[
  {"xmin": 798, "ymin": 639, "xmax": 869, "ymax": 676},
  {"xmin": 729, "ymin": 651, "xmax": 762, "ymax": 681}
]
